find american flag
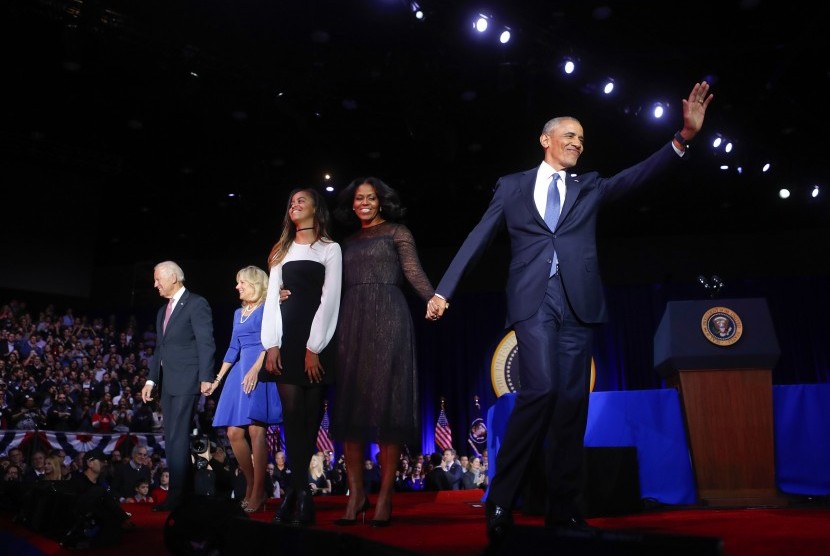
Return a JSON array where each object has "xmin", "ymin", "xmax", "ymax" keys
[
  {"xmin": 434, "ymin": 401, "xmax": 453, "ymax": 452},
  {"xmin": 316, "ymin": 403, "xmax": 334, "ymax": 454},
  {"xmin": 266, "ymin": 425, "xmax": 283, "ymax": 459}
]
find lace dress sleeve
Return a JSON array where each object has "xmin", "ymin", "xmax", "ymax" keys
[{"xmin": 393, "ymin": 224, "xmax": 435, "ymax": 302}]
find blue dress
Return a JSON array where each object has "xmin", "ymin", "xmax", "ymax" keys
[{"xmin": 213, "ymin": 305, "xmax": 282, "ymax": 426}]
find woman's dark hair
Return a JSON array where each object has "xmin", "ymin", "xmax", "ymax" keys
[{"xmin": 334, "ymin": 176, "xmax": 406, "ymax": 225}]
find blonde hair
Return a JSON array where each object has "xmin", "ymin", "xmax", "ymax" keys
[
  {"xmin": 235, "ymin": 266, "xmax": 269, "ymax": 306},
  {"xmin": 44, "ymin": 454, "xmax": 64, "ymax": 481},
  {"xmin": 309, "ymin": 453, "xmax": 326, "ymax": 481}
]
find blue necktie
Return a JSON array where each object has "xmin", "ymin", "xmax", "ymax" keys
[
  {"xmin": 544, "ymin": 173, "xmax": 561, "ymax": 230},
  {"xmin": 544, "ymin": 173, "xmax": 561, "ymax": 276}
]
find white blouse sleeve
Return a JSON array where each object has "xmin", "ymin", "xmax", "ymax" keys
[
  {"xmin": 306, "ymin": 241, "xmax": 342, "ymax": 354},
  {"xmin": 261, "ymin": 262, "xmax": 284, "ymax": 350}
]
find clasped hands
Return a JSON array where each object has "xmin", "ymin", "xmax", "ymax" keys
[{"xmin": 426, "ymin": 295, "xmax": 449, "ymax": 321}]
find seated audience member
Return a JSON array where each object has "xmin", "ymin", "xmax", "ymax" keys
[
  {"xmin": 363, "ymin": 458, "xmax": 381, "ymax": 494},
  {"xmin": 22, "ymin": 450, "xmax": 47, "ymax": 483},
  {"xmin": 307, "ymin": 453, "xmax": 331, "ymax": 496},
  {"xmin": 271, "ymin": 451, "xmax": 291, "ymax": 499},
  {"xmin": 43, "ymin": 454, "xmax": 64, "ymax": 481},
  {"xmin": 406, "ymin": 461, "xmax": 426, "ymax": 492},
  {"xmin": 0, "ymin": 464, "xmax": 23, "ymax": 511},
  {"xmin": 124, "ymin": 479, "xmax": 154, "ymax": 504},
  {"xmin": 461, "ymin": 456, "xmax": 487, "ymax": 490},
  {"xmin": 110, "ymin": 445, "xmax": 152, "ymax": 502},
  {"xmin": 150, "ymin": 468, "xmax": 170, "ymax": 505}
]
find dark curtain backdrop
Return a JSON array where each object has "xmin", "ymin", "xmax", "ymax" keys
[{"xmin": 409, "ymin": 275, "xmax": 830, "ymax": 457}]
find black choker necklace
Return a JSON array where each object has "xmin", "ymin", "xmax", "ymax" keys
[{"xmin": 296, "ymin": 227, "xmax": 314, "ymax": 232}]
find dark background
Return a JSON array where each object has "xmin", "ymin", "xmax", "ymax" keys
[{"xmin": 2, "ymin": 1, "xmax": 829, "ymax": 447}]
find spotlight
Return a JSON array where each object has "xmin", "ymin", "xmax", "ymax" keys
[
  {"xmin": 410, "ymin": 2, "xmax": 424, "ymax": 20},
  {"xmin": 811, "ymin": 185, "xmax": 820, "ymax": 198},
  {"xmin": 712, "ymin": 137, "xmax": 722, "ymax": 148},
  {"xmin": 762, "ymin": 162, "xmax": 771, "ymax": 173},
  {"xmin": 499, "ymin": 28, "xmax": 511, "ymax": 44},
  {"xmin": 602, "ymin": 80, "xmax": 615, "ymax": 95},
  {"xmin": 724, "ymin": 142, "xmax": 733, "ymax": 153},
  {"xmin": 651, "ymin": 102, "xmax": 665, "ymax": 119},
  {"xmin": 779, "ymin": 188, "xmax": 790, "ymax": 199},
  {"xmin": 562, "ymin": 59, "xmax": 575, "ymax": 75},
  {"xmin": 474, "ymin": 14, "xmax": 489, "ymax": 33}
]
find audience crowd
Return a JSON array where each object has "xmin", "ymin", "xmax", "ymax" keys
[{"xmin": 0, "ymin": 296, "xmax": 488, "ymax": 511}]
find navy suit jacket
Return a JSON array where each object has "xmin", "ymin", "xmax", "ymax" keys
[
  {"xmin": 149, "ymin": 289, "xmax": 216, "ymax": 396},
  {"xmin": 436, "ymin": 142, "xmax": 683, "ymax": 327}
]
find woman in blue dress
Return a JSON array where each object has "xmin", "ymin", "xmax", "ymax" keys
[{"xmin": 209, "ymin": 265, "xmax": 282, "ymax": 513}]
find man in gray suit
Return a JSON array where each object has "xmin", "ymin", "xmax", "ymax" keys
[
  {"xmin": 141, "ymin": 260, "xmax": 216, "ymax": 511},
  {"xmin": 428, "ymin": 82, "xmax": 713, "ymax": 545}
]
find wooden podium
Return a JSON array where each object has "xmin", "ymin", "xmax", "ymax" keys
[{"xmin": 654, "ymin": 298, "xmax": 787, "ymax": 507}]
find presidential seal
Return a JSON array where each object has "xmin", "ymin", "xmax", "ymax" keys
[
  {"xmin": 701, "ymin": 306, "xmax": 743, "ymax": 346},
  {"xmin": 491, "ymin": 331, "xmax": 595, "ymax": 397}
]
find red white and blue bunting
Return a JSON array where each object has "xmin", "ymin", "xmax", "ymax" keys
[{"xmin": 0, "ymin": 430, "xmax": 166, "ymax": 458}]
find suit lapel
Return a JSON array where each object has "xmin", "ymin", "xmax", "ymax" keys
[
  {"xmin": 164, "ymin": 290, "xmax": 189, "ymax": 335},
  {"xmin": 558, "ymin": 175, "xmax": 581, "ymax": 226},
  {"xmin": 519, "ymin": 170, "xmax": 547, "ymax": 229}
]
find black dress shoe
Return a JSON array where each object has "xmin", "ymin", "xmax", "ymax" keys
[{"xmin": 485, "ymin": 500, "xmax": 514, "ymax": 544}]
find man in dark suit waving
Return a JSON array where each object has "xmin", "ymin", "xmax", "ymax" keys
[
  {"xmin": 427, "ymin": 82, "xmax": 713, "ymax": 545},
  {"xmin": 141, "ymin": 260, "xmax": 216, "ymax": 511}
]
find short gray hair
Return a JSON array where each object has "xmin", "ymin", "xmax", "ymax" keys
[{"xmin": 155, "ymin": 261, "xmax": 185, "ymax": 282}]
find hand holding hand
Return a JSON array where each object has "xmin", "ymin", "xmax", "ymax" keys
[
  {"xmin": 141, "ymin": 384, "xmax": 154, "ymax": 403},
  {"xmin": 426, "ymin": 295, "xmax": 449, "ymax": 321}
]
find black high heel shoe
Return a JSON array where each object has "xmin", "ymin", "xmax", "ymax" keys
[
  {"xmin": 333, "ymin": 498, "xmax": 370, "ymax": 526},
  {"xmin": 371, "ymin": 516, "xmax": 392, "ymax": 528},
  {"xmin": 291, "ymin": 488, "xmax": 316, "ymax": 527},
  {"xmin": 272, "ymin": 489, "xmax": 297, "ymax": 524}
]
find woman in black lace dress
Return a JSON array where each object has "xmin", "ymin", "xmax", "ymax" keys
[{"xmin": 330, "ymin": 177, "xmax": 435, "ymax": 527}]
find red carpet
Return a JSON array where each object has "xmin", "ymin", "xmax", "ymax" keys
[{"xmin": 2, "ymin": 491, "xmax": 829, "ymax": 555}]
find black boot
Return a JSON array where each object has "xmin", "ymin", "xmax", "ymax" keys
[
  {"xmin": 272, "ymin": 489, "xmax": 297, "ymax": 524},
  {"xmin": 291, "ymin": 488, "xmax": 316, "ymax": 526}
]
